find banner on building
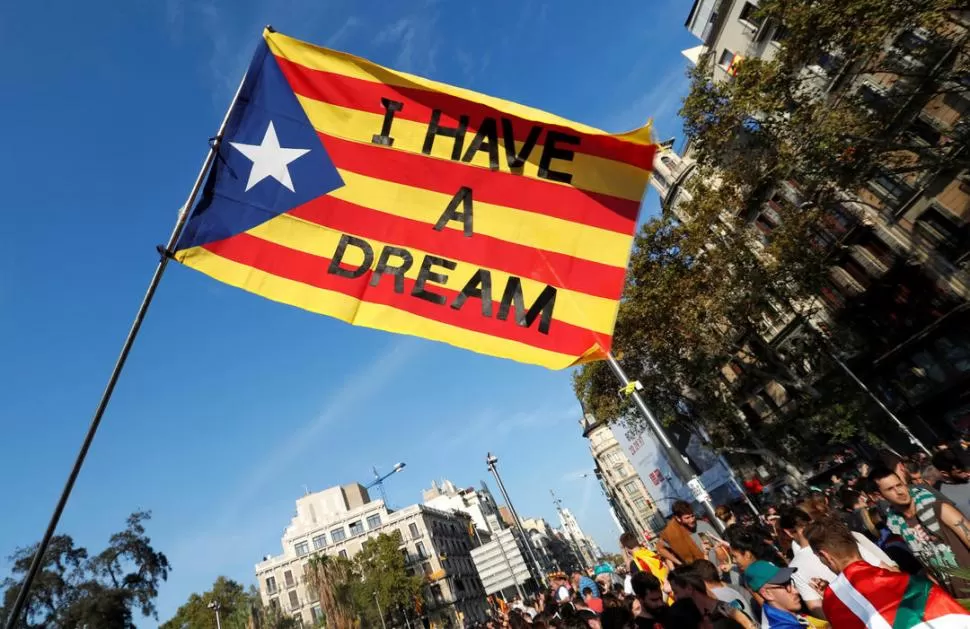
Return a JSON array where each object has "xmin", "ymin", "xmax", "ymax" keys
[
  {"xmin": 611, "ymin": 420, "xmax": 738, "ymax": 516},
  {"xmin": 174, "ymin": 29, "xmax": 657, "ymax": 370}
]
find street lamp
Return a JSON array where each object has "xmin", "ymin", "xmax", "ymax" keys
[
  {"xmin": 374, "ymin": 592, "xmax": 387, "ymax": 629},
  {"xmin": 207, "ymin": 601, "xmax": 222, "ymax": 629},
  {"xmin": 486, "ymin": 452, "xmax": 546, "ymax": 587}
]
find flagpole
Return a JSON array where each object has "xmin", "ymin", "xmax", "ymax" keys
[
  {"xmin": 2, "ymin": 72, "xmax": 248, "ymax": 629},
  {"xmin": 605, "ymin": 352, "xmax": 724, "ymax": 534}
]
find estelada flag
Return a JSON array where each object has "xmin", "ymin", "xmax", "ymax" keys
[
  {"xmin": 174, "ymin": 29, "xmax": 656, "ymax": 369},
  {"xmin": 822, "ymin": 560, "xmax": 970, "ymax": 629}
]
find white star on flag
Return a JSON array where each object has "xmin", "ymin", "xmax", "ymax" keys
[{"xmin": 230, "ymin": 121, "xmax": 310, "ymax": 192}]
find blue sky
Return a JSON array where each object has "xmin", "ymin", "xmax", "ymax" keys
[{"xmin": 0, "ymin": 0, "xmax": 696, "ymax": 623}]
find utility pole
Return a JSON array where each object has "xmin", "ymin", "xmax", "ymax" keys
[
  {"xmin": 374, "ymin": 592, "xmax": 387, "ymax": 629},
  {"xmin": 207, "ymin": 601, "xmax": 222, "ymax": 629}
]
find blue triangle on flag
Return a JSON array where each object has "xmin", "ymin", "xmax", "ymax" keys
[{"xmin": 176, "ymin": 38, "xmax": 344, "ymax": 251}]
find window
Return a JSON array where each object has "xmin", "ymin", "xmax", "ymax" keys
[
  {"xmin": 402, "ymin": 548, "xmax": 411, "ymax": 562},
  {"xmin": 339, "ymin": 549, "xmax": 348, "ymax": 559},
  {"xmin": 869, "ymin": 168, "xmax": 915, "ymax": 209},
  {"xmin": 284, "ymin": 570, "xmax": 295, "ymax": 588},
  {"xmin": 409, "ymin": 523, "xmax": 420, "ymax": 539},
  {"xmin": 738, "ymin": 2, "xmax": 762, "ymax": 27},
  {"xmin": 330, "ymin": 527, "xmax": 346, "ymax": 543},
  {"xmin": 312, "ymin": 534, "xmax": 327, "ymax": 550},
  {"xmin": 288, "ymin": 590, "xmax": 300, "ymax": 609},
  {"xmin": 718, "ymin": 48, "xmax": 735, "ymax": 67},
  {"xmin": 908, "ymin": 117, "xmax": 941, "ymax": 146},
  {"xmin": 367, "ymin": 514, "xmax": 382, "ymax": 529},
  {"xmin": 312, "ymin": 605, "xmax": 324, "ymax": 622},
  {"xmin": 349, "ymin": 521, "xmax": 364, "ymax": 537},
  {"xmin": 631, "ymin": 495, "xmax": 649, "ymax": 513},
  {"xmin": 269, "ymin": 597, "xmax": 279, "ymax": 610},
  {"xmin": 416, "ymin": 541, "xmax": 427, "ymax": 559},
  {"xmin": 295, "ymin": 541, "xmax": 309, "ymax": 557},
  {"xmin": 265, "ymin": 576, "xmax": 278, "ymax": 595},
  {"xmin": 916, "ymin": 207, "xmax": 963, "ymax": 262}
]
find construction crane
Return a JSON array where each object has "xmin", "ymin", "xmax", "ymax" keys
[{"xmin": 367, "ymin": 462, "xmax": 406, "ymax": 506}]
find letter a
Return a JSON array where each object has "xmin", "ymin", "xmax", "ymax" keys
[{"xmin": 434, "ymin": 186, "xmax": 474, "ymax": 238}]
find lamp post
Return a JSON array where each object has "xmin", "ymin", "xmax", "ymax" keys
[
  {"xmin": 374, "ymin": 592, "xmax": 387, "ymax": 629},
  {"xmin": 207, "ymin": 601, "xmax": 222, "ymax": 629},
  {"xmin": 486, "ymin": 453, "xmax": 546, "ymax": 587}
]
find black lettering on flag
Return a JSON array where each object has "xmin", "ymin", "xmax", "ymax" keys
[
  {"xmin": 434, "ymin": 187, "xmax": 474, "ymax": 238},
  {"xmin": 422, "ymin": 109, "xmax": 469, "ymax": 161},
  {"xmin": 372, "ymin": 97, "xmax": 404, "ymax": 146},
  {"xmin": 461, "ymin": 117, "xmax": 500, "ymax": 170},
  {"xmin": 502, "ymin": 118, "xmax": 541, "ymax": 171},
  {"xmin": 496, "ymin": 277, "xmax": 557, "ymax": 335},
  {"xmin": 370, "ymin": 245, "xmax": 414, "ymax": 293},
  {"xmin": 412, "ymin": 255, "xmax": 458, "ymax": 305},
  {"xmin": 538, "ymin": 130, "xmax": 580, "ymax": 183},
  {"xmin": 451, "ymin": 269, "xmax": 493, "ymax": 317},
  {"xmin": 328, "ymin": 234, "xmax": 374, "ymax": 279}
]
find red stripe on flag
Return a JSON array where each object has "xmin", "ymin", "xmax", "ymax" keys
[
  {"xmin": 205, "ymin": 233, "xmax": 611, "ymax": 356},
  {"xmin": 319, "ymin": 132, "xmax": 641, "ymax": 235},
  {"xmin": 274, "ymin": 55, "xmax": 657, "ymax": 172},
  {"xmin": 289, "ymin": 195, "xmax": 627, "ymax": 301}
]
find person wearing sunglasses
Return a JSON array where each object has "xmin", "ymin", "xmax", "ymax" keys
[{"xmin": 743, "ymin": 561, "xmax": 828, "ymax": 628}]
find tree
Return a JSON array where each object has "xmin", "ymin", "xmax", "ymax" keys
[
  {"xmin": 0, "ymin": 511, "xmax": 170, "ymax": 628},
  {"xmin": 304, "ymin": 554, "xmax": 356, "ymax": 629},
  {"xmin": 304, "ymin": 532, "xmax": 423, "ymax": 629},
  {"xmin": 575, "ymin": 0, "xmax": 969, "ymax": 462},
  {"xmin": 350, "ymin": 533, "xmax": 423, "ymax": 629},
  {"xmin": 160, "ymin": 577, "xmax": 252, "ymax": 629}
]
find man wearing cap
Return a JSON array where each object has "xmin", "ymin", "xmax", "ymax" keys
[{"xmin": 744, "ymin": 561, "xmax": 828, "ymax": 628}]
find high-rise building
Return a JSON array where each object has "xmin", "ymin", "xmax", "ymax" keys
[
  {"xmin": 581, "ymin": 412, "xmax": 665, "ymax": 540},
  {"xmin": 554, "ymin": 505, "xmax": 601, "ymax": 569},
  {"xmin": 672, "ymin": 0, "xmax": 970, "ymax": 442},
  {"xmin": 255, "ymin": 483, "xmax": 488, "ymax": 627}
]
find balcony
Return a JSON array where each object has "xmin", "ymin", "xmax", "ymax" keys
[
  {"xmin": 848, "ymin": 245, "xmax": 890, "ymax": 278},
  {"xmin": 829, "ymin": 266, "xmax": 867, "ymax": 297}
]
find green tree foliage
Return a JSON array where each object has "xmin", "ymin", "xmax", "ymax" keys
[
  {"xmin": 0, "ymin": 511, "xmax": 170, "ymax": 629},
  {"xmin": 160, "ymin": 577, "xmax": 253, "ymax": 629},
  {"xmin": 575, "ymin": 0, "xmax": 968, "ymax": 460},
  {"xmin": 305, "ymin": 532, "xmax": 423, "ymax": 629}
]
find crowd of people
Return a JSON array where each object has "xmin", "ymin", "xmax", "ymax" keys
[{"xmin": 481, "ymin": 445, "xmax": 970, "ymax": 629}]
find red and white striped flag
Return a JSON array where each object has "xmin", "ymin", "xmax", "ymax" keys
[{"xmin": 822, "ymin": 561, "xmax": 970, "ymax": 628}]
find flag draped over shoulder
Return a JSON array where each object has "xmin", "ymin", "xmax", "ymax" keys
[
  {"xmin": 822, "ymin": 561, "xmax": 970, "ymax": 629},
  {"xmin": 174, "ymin": 29, "xmax": 656, "ymax": 369}
]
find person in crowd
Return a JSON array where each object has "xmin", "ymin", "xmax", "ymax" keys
[
  {"xmin": 600, "ymin": 605, "xmax": 635, "ymax": 629},
  {"xmin": 804, "ymin": 518, "xmax": 969, "ymax": 628},
  {"xmin": 574, "ymin": 570, "xmax": 601, "ymax": 599},
  {"xmin": 724, "ymin": 524, "xmax": 787, "ymax": 572},
  {"xmin": 620, "ymin": 532, "xmax": 668, "ymax": 582},
  {"xmin": 717, "ymin": 505, "xmax": 737, "ymax": 529},
  {"xmin": 861, "ymin": 505, "xmax": 924, "ymax": 575},
  {"xmin": 584, "ymin": 587, "xmax": 604, "ymax": 613},
  {"xmin": 667, "ymin": 565, "xmax": 756, "ymax": 629},
  {"xmin": 553, "ymin": 573, "xmax": 572, "ymax": 602},
  {"xmin": 779, "ymin": 506, "xmax": 896, "ymax": 620},
  {"xmin": 630, "ymin": 571, "xmax": 668, "ymax": 629},
  {"xmin": 658, "ymin": 501, "xmax": 724, "ymax": 567},
  {"xmin": 933, "ymin": 449, "xmax": 970, "ymax": 514},
  {"xmin": 836, "ymin": 487, "xmax": 875, "ymax": 541},
  {"xmin": 869, "ymin": 465, "xmax": 970, "ymax": 595},
  {"xmin": 692, "ymin": 558, "xmax": 754, "ymax": 618},
  {"xmin": 742, "ymin": 561, "xmax": 828, "ymax": 628},
  {"xmin": 661, "ymin": 598, "xmax": 710, "ymax": 629}
]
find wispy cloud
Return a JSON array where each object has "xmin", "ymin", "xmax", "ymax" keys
[
  {"xmin": 326, "ymin": 16, "xmax": 360, "ymax": 49},
  {"xmin": 607, "ymin": 64, "xmax": 690, "ymax": 137},
  {"xmin": 373, "ymin": 15, "xmax": 440, "ymax": 74},
  {"xmin": 439, "ymin": 404, "xmax": 576, "ymax": 451}
]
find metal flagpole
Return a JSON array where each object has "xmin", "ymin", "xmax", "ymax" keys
[
  {"xmin": 2, "ymin": 73, "xmax": 248, "ymax": 629},
  {"xmin": 826, "ymin": 350, "xmax": 931, "ymax": 456},
  {"xmin": 605, "ymin": 352, "xmax": 725, "ymax": 534}
]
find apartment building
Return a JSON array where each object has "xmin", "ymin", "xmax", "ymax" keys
[
  {"xmin": 255, "ymin": 483, "xmax": 489, "ymax": 627},
  {"xmin": 580, "ymin": 412, "xmax": 665, "ymax": 540},
  {"xmin": 676, "ymin": 0, "xmax": 970, "ymax": 440}
]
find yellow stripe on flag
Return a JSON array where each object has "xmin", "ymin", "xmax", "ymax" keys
[
  {"xmin": 248, "ymin": 214, "xmax": 622, "ymax": 334},
  {"xmin": 299, "ymin": 96, "xmax": 652, "ymax": 203},
  {"xmin": 177, "ymin": 246, "xmax": 582, "ymax": 369}
]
